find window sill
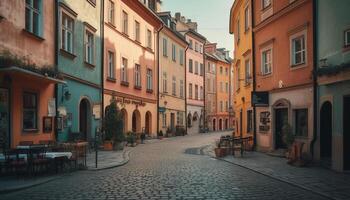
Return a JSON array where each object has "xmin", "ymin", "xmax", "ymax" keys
[
  {"xmin": 120, "ymin": 81, "xmax": 129, "ymax": 87},
  {"xmin": 84, "ymin": 61, "xmax": 95, "ymax": 68},
  {"xmin": 163, "ymin": 55, "xmax": 168, "ymax": 58},
  {"xmin": 135, "ymin": 40, "xmax": 141, "ymax": 45},
  {"xmin": 87, "ymin": 0, "xmax": 96, "ymax": 7},
  {"xmin": 22, "ymin": 129, "xmax": 39, "ymax": 133},
  {"xmin": 146, "ymin": 47, "xmax": 153, "ymax": 52},
  {"xmin": 261, "ymin": 4, "xmax": 272, "ymax": 12},
  {"xmin": 60, "ymin": 49, "xmax": 76, "ymax": 59},
  {"xmin": 22, "ymin": 29, "xmax": 45, "ymax": 41},
  {"xmin": 290, "ymin": 63, "xmax": 307, "ymax": 71},
  {"xmin": 106, "ymin": 77, "xmax": 116, "ymax": 83},
  {"xmin": 134, "ymin": 85, "xmax": 142, "ymax": 90},
  {"xmin": 107, "ymin": 22, "xmax": 116, "ymax": 28},
  {"xmin": 121, "ymin": 32, "xmax": 129, "ymax": 38},
  {"xmin": 146, "ymin": 89, "xmax": 153, "ymax": 94}
]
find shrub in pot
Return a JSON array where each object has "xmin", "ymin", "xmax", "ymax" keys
[
  {"xmin": 126, "ymin": 131, "xmax": 137, "ymax": 147},
  {"xmin": 158, "ymin": 130, "xmax": 164, "ymax": 139}
]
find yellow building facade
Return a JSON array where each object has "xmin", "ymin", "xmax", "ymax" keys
[{"xmin": 229, "ymin": 0, "xmax": 253, "ymax": 138}]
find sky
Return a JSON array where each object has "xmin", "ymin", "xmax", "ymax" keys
[{"xmin": 162, "ymin": 0, "xmax": 235, "ymax": 55}]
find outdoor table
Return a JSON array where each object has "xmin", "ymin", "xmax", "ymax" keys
[{"xmin": 44, "ymin": 152, "xmax": 72, "ymax": 159}]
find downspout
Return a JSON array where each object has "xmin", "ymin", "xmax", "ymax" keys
[
  {"xmin": 54, "ymin": 0, "xmax": 59, "ymax": 141},
  {"xmin": 251, "ymin": 0, "xmax": 257, "ymax": 150},
  {"xmin": 310, "ymin": 0, "xmax": 318, "ymax": 158},
  {"xmin": 156, "ymin": 24, "xmax": 164, "ymax": 136},
  {"xmin": 100, "ymin": 0, "xmax": 105, "ymax": 124},
  {"xmin": 185, "ymin": 33, "xmax": 189, "ymax": 135},
  {"xmin": 203, "ymin": 43, "xmax": 206, "ymax": 132}
]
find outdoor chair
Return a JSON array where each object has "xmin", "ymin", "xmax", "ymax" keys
[
  {"xmin": 5, "ymin": 149, "xmax": 27, "ymax": 175},
  {"xmin": 31, "ymin": 147, "xmax": 50, "ymax": 174}
]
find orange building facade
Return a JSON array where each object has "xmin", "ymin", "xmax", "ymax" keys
[
  {"xmin": 0, "ymin": 0, "xmax": 61, "ymax": 149},
  {"xmin": 103, "ymin": 0, "xmax": 162, "ymax": 137},
  {"xmin": 253, "ymin": 0, "xmax": 314, "ymax": 152}
]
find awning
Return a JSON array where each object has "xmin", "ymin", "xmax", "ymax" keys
[{"xmin": 0, "ymin": 66, "xmax": 66, "ymax": 84}]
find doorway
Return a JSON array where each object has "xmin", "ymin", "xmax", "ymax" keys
[
  {"xmin": 170, "ymin": 113, "xmax": 175, "ymax": 132},
  {"xmin": 145, "ymin": 111, "xmax": 152, "ymax": 135},
  {"xmin": 219, "ymin": 119, "xmax": 222, "ymax": 131},
  {"xmin": 344, "ymin": 96, "xmax": 350, "ymax": 170},
  {"xmin": 0, "ymin": 88, "xmax": 10, "ymax": 151},
  {"xmin": 275, "ymin": 108, "xmax": 288, "ymax": 149},
  {"xmin": 79, "ymin": 98, "xmax": 91, "ymax": 141},
  {"xmin": 132, "ymin": 109, "xmax": 141, "ymax": 133},
  {"xmin": 213, "ymin": 118, "xmax": 216, "ymax": 131},
  {"xmin": 320, "ymin": 101, "xmax": 332, "ymax": 167}
]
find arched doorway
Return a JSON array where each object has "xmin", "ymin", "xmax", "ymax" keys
[
  {"xmin": 225, "ymin": 119, "xmax": 228, "ymax": 130},
  {"xmin": 79, "ymin": 98, "xmax": 91, "ymax": 141},
  {"xmin": 132, "ymin": 109, "xmax": 141, "ymax": 133},
  {"xmin": 187, "ymin": 113, "xmax": 192, "ymax": 127},
  {"xmin": 219, "ymin": 118, "xmax": 223, "ymax": 131},
  {"xmin": 320, "ymin": 101, "xmax": 332, "ymax": 167},
  {"xmin": 121, "ymin": 108, "xmax": 128, "ymax": 134},
  {"xmin": 145, "ymin": 111, "xmax": 152, "ymax": 135},
  {"xmin": 273, "ymin": 99, "xmax": 290, "ymax": 149},
  {"xmin": 213, "ymin": 118, "xmax": 216, "ymax": 131}
]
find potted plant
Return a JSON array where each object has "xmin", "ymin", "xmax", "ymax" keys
[
  {"xmin": 158, "ymin": 130, "xmax": 164, "ymax": 140},
  {"xmin": 214, "ymin": 140, "xmax": 226, "ymax": 157},
  {"xmin": 103, "ymin": 98, "xmax": 125, "ymax": 150},
  {"xmin": 126, "ymin": 131, "xmax": 137, "ymax": 147}
]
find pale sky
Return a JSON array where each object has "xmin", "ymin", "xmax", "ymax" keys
[{"xmin": 162, "ymin": 0, "xmax": 235, "ymax": 56}]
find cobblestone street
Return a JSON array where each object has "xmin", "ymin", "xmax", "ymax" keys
[{"xmin": 0, "ymin": 132, "xmax": 331, "ymax": 200}]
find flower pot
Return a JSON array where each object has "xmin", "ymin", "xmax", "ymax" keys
[
  {"xmin": 214, "ymin": 148, "xmax": 226, "ymax": 157},
  {"xmin": 103, "ymin": 141, "xmax": 113, "ymax": 151}
]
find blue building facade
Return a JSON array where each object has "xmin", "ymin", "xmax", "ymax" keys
[
  {"xmin": 316, "ymin": 0, "xmax": 350, "ymax": 171},
  {"xmin": 56, "ymin": 0, "xmax": 102, "ymax": 142}
]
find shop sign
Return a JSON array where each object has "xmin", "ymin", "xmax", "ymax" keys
[
  {"xmin": 259, "ymin": 111, "xmax": 270, "ymax": 132},
  {"xmin": 116, "ymin": 97, "xmax": 146, "ymax": 107},
  {"xmin": 93, "ymin": 104, "xmax": 101, "ymax": 119},
  {"xmin": 252, "ymin": 91, "xmax": 269, "ymax": 107},
  {"xmin": 159, "ymin": 107, "xmax": 166, "ymax": 113}
]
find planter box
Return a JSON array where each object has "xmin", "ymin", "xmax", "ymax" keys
[
  {"xmin": 214, "ymin": 148, "xmax": 226, "ymax": 157},
  {"xmin": 103, "ymin": 141, "xmax": 113, "ymax": 151}
]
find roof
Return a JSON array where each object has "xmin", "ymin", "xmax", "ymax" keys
[{"xmin": 179, "ymin": 29, "xmax": 206, "ymax": 42}]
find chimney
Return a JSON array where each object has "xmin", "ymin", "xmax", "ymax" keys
[{"xmin": 175, "ymin": 12, "xmax": 181, "ymax": 20}]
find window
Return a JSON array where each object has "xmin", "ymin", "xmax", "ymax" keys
[
  {"xmin": 189, "ymin": 83, "xmax": 193, "ymax": 99},
  {"xmin": 23, "ymin": 92, "xmax": 38, "ymax": 130},
  {"xmin": 220, "ymin": 101, "xmax": 223, "ymax": 112},
  {"xmin": 172, "ymin": 44, "xmax": 176, "ymax": 61},
  {"xmin": 195, "ymin": 61, "xmax": 199, "ymax": 74},
  {"xmin": 163, "ymin": 72, "xmax": 167, "ymax": 93},
  {"xmin": 207, "ymin": 62, "xmax": 211, "ymax": 72},
  {"xmin": 220, "ymin": 66, "xmax": 223, "ymax": 74},
  {"xmin": 225, "ymin": 101, "xmax": 229, "ymax": 112},
  {"xmin": 107, "ymin": 51, "xmax": 115, "ymax": 79},
  {"xmin": 180, "ymin": 49, "xmax": 184, "ymax": 66},
  {"xmin": 163, "ymin": 38, "xmax": 168, "ymax": 56},
  {"xmin": 121, "ymin": 57, "xmax": 128, "ymax": 82},
  {"xmin": 122, "ymin": 11, "xmax": 128, "ymax": 35},
  {"xmin": 195, "ymin": 85, "xmax": 198, "ymax": 100},
  {"xmin": 162, "ymin": 113, "xmax": 167, "ymax": 127},
  {"xmin": 245, "ymin": 59, "xmax": 251, "ymax": 84},
  {"xmin": 262, "ymin": 49, "xmax": 272, "ymax": 75},
  {"xmin": 291, "ymin": 36, "xmax": 306, "ymax": 66},
  {"xmin": 225, "ymin": 67, "xmax": 228, "ymax": 76},
  {"xmin": 213, "ymin": 64, "xmax": 216, "ymax": 74},
  {"xmin": 108, "ymin": 0, "xmax": 115, "ymax": 25},
  {"xmin": 25, "ymin": 0, "xmax": 42, "ymax": 36},
  {"xmin": 180, "ymin": 80, "xmax": 184, "ymax": 98},
  {"xmin": 189, "ymin": 40, "xmax": 193, "ymax": 49},
  {"xmin": 134, "ymin": 64, "xmax": 141, "ymax": 87},
  {"xmin": 135, "ymin": 21, "xmax": 140, "ymax": 42},
  {"xmin": 247, "ymin": 110, "xmax": 253, "ymax": 133},
  {"xmin": 199, "ymin": 45, "xmax": 203, "ymax": 54},
  {"xmin": 225, "ymin": 82, "xmax": 229, "ymax": 93},
  {"xmin": 85, "ymin": 29, "xmax": 94, "ymax": 64},
  {"xmin": 236, "ymin": 66, "xmax": 240, "ymax": 90},
  {"xmin": 177, "ymin": 112, "xmax": 184, "ymax": 125},
  {"xmin": 262, "ymin": 0, "xmax": 271, "ymax": 9},
  {"xmin": 147, "ymin": 29, "xmax": 152, "ymax": 49},
  {"xmin": 294, "ymin": 109, "xmax": 308, "ymax": 137},
  {"xmin": 207, "ymin": 78, "xmax": 211, "ymax": 92},
  {"xmin": 236, "ymin": 19, "xmax": 240, "ymax": 42},
  {"xmin": 200, "ymin": 64, "xmax": 204, "ymax": 76},
  {"xmin": 172, "ymin": 76, "xmax": 176, "ymax": 96},
  {"xmin": 195, "ymin": 42, "xmax": 198, "ymax": 52},
  {"xmin": 200, "ymin": 86, "xmax": 203, "ymax": 100},
  {"xmin": 147, "ymin": 68, "xmax": 153, "ymax": 90},
  {"xmin": 61, "ymin": 12, "xmax": 74, "ymax": 53},
  {"xmin": 220, "ymin": 82, "xmax": 223, "ymax": 92},
  {"xmin": 345, "ymin": 30, "xmax": 350, "ymax": 47},
  {"xmin": 189, "ymin": 59, "xmax": 193, "ymax": 73},
  {"xmin": 244, "ymin": 6, "xmax": 250, "ymax": 31}
]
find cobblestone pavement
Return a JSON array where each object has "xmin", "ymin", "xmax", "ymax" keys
[{"xmin": 0, "ymin": 132, "xmax": 330, "ymax": 200}]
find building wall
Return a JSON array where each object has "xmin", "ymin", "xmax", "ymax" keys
[
  {"xmin": 216, "ymin": 60, "xmax": 231, "ymax": 130},
  {"xmin": 158, "ymin": 28, "xmax": 187, "ymax": 133},
  {"xmin": 205, "ymin": 58, "xmax": 217, "ymax": 131}
]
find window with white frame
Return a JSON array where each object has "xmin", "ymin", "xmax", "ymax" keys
[
  {"xmin": 108, "ymin": 0, "xmax": 115, "ymax": 25},
  {"xmin": 163, "ymin": 72, "xmax": 167, "ymax": 93},
  {"xmin": 262, "ymin": 0, "xmax": 271, "ymax": 9},
  {"xmin": 163, "ymin": 38, "xmax": 168, "ymax": 57},
  {"xmin": 122, "ymin": 11, "xmax": 128, "ymax": 35},
  {"xmin": 134, "ymin": 64, "xmax": 141, "ymax": 87},
  {"xmin": 61, "ymin": 12, "xmax": 74, "ymax": 53},
  {"xmin": 345, "ymin": 29, "xmax": 350, "ymax": 47},
  {"xmin": 245, "ymin": 59, "xmax": 251, "ymax": 84},
  {"xmin": 107, "ymin": 51, "xmax": 115, "ymax": 79},
  {"xmin": 200, "ymin": 86, "xmax": 203, "ymax": 100},
  {"xmin": 172, "ymin": 76, "xmax": 176, "ymax": 96},
  {"xmin": 85, "ymin": 29, "xmax": 94, "ymax": 64},
  {"xmin": 291, "ymin": 35, "xmax": 306, "ymax": 66},
  {"xmin": 195, "ymin": 61, "xmax": 199, "ymax": 74},
  {"xmin": 200, "ymin": 64, "xmax": 204, "ymax": 76},
  {"xmin": 179, "ymin": 49, "xmax": 184, "ymax": 65},
  {"xmin": 189, "ymin": 83, "xmax": 193, "ymax": 99},
  {"xmin": 25, "ymin": 0, "xmax": 42, "ymax": 36},
  {"xmin": 121, "ymin": 57, "xmax": 128, "ymax": 82},
  {"xmin": 244, "ymin": 6, "xmax": 250, "ymax": 31},
  {"xmin": 146, "ymin": 68, "xmax": 153, "ymax": 90},
  {"xmin": 261, "ymin": 49, "xmax": 272, "ymax": 75},
  {"xmin": 177, "ymin": 112, "xmax": 184, "ymax": 125},
  {"xmin": 180, "ymin": 80, "xmax": 184, "ymax": 98},
  {"xmin": 172, "ymin": 44, "xmax": 176, "ymax": 61},
  {"xmin": 162, "ymin": 113, "xmax": 167, "ymax": 127},
  {"xmin": 135, "ymin": 20, "xmax": 140, "ymax": 42},
  {"xmin": 189, "ymin": 40, "xmax": 193, "ymax": 49},
  {"xmin": 200, "ymin": 45, "xmax": 203, "ymax": 54},
  {"xmin": 147, "ymin": 29, "xmax": 152, "ymax": 49}
]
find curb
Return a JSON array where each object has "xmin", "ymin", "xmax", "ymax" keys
[
  {"xmin": 87, "ymin": 149, "xmax": 131, "ymax": 171},
  {"xmin": 200, "ymin": 145, "xmax": 337, "ymax": 200}
]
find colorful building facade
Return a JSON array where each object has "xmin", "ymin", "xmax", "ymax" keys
[
  {"xmin": 0, "ymin": 0, "xmax": 61, "ymax": 148},
  {"xmin": 229, "ymin": 0, "xmax": 254, "ymax": 138},
  {"xmin": 315, "ymin": 0, "xmax": 350, "ymax": 171},
  {"xmin": 253, "ymin": 0, "xmax": 314, "ymax": 152},
  {"xmin": 103, "ymin": 0, "xmax": 162, "ymax": 137},
  {"xmin": 157, "ymin": 12, "xmax": 187, "ymax": 135},
  {"xmin": 56, "ymin": 0, "xmax": 103, "ymax": 142}
]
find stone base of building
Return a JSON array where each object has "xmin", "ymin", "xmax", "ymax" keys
[
  {"xmin": 207, "ymin": 114, "xmax": 231, "ymax": 132},
  {"xmin": 187, "ymin": 105, "xmax": 204, "ymax": 134}
]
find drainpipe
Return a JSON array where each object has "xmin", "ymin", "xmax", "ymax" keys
[
  {"xmin": 100, "ymin": 0, "xmax": 105, "ymax": 123},
  {"xmin": 156, "ymin": 24, "xmax": 164, "ymax": 136},
  {"xmin": 203, "ymin": 43, "xmax": 206, "ymax": 132},
  {"xmin": 185, "ymin": 33, "xmax": 189, "ymax": 135},
  {"xmin": 310, "ymin": 0, "xmax": 318, "ymax": 158},
  {"xmin": 54, "ymin": 0, "xmax": 59, "ymax": 141},
  {"xmin": 251, "ymin": 0, "xmax": 257, "ymax": 150}
]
